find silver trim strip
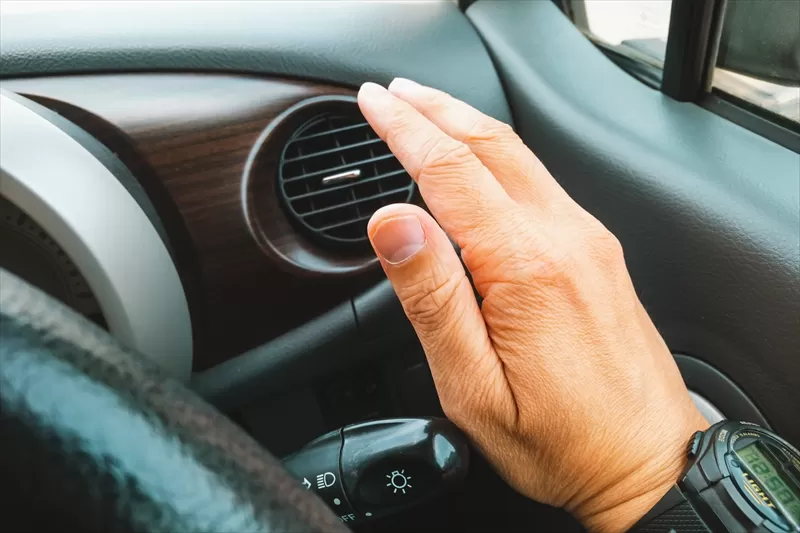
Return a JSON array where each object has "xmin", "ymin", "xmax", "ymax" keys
[
  {"xmin": 689, "ymin": 391, "xmax": 726, "ymax": 424},
  {"xmin": 0, "ymin": 92, "xmax": 193, "ymax": 381},
  {"xmin": 321, "ymin": 168, "xmax": 361, "ymax": 186}
]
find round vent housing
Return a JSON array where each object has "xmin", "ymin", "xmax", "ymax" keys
[{"xmin": 277, "ymin": 105, "xmax": 414, "ymax": 246}]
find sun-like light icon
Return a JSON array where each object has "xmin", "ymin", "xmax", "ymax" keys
[{"xmin": 386, "ymin": 469, "xmax": 412, "ymax": 494}]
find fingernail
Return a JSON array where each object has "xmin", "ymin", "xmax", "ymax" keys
[
  {"xmin": 358, "ymin": 82, "xmax": 393, "ymax": 130},
  {"xmin": 360, "ymin": 81, "xmax": 388, "ymax": 95},
  {"xmin": 371, "ymin": 216, "xmax": 426, "ymax": 264},
  {"xmin": 388, "ymin": 77, "xmax": 424, "ymax": 96},
  {"xmin": 358, "ymin": 82, "xmax": 390, "ymax": 107}
]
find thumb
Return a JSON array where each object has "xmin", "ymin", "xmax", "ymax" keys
[{"xmin": 367, "ymin": 204, "xmax": 502, "ymax": 414}]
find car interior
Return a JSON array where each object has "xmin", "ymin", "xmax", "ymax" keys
[{"xmin": 1, "ymin": 1, "xmax": 798, "ymax": 531}]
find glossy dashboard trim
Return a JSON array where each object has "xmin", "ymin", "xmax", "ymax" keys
[{"xmin": 2, "ymin": 74, "xmax": 386, "ymax": 370}]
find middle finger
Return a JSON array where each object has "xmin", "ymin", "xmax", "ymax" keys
[{"xmin": 357, "ymin": 82, "xmax": 518, "ymax": 249}]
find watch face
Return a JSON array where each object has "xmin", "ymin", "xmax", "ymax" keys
[{"xmin": 728, "ymin": 428, "xmax": 800, "ymax": 531}]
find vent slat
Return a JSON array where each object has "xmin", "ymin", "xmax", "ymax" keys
[
  {"xmin": 299, "ymin": 188, "xmax": 411, "ymax": 219},
  {"xmin": 284, "ymin": 137, "xmax": 384, "ymax": 164},
  {"xmin": 279, "ymin": 109, "xmax": 415, "ymax": 245},
  {"xmin": 287, "ymin": 169, "xmax": 409, "ymax": 200},
  {"xmin": 282, "ymin": 153, "xmax": 397, "ymax": 183},
  {"xmin": 289, "ymin": 122, "xmax": 370, "ymax": 144},
  {"xmin": 318, "ymin": 214, "xmax": 374, "ymax": 232}
]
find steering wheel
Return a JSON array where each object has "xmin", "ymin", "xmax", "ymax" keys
[{"xmin": 0, "ymin": 269, "xmax": 349, "ymax": 532}]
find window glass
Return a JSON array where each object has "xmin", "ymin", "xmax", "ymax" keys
[
  {"xmin": 713, "ymin": 70, "xmax": 800, "ymax": 123},
  {"xmin": 713, "ymin": 1, "xmax": 800, "ymax": 123},
  {"xmin": 570, "ymin": 1, "xmax": 672, "ymax": 70},
  {"xmin": 0, "ymin": 1, "xmax": 96, "ymax": 14}
]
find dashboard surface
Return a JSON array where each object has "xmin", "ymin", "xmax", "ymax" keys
[
  {"xmin": 0, "ymin": 0, "xmax": 512, "ymax": 371},
  {"xmin": 1, "ymin": 1, "xmax": 798, "ymax": 531}
]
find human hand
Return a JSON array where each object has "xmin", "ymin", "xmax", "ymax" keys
[{"xmin": 357, "ymin": 79, "xmax": 709, "ymax": 532}]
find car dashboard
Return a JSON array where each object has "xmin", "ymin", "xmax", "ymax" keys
[
  {"xmin": 0, "ymin": 2, "xmax": 541, "ymax": 529},
  {"xmin": 1, "ymin": 1, "xmax": 798, "ymax": 532}
]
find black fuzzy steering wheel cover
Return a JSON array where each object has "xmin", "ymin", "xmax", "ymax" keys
[{"xmin": 0, "ymin": 269, "xmax": 348, "ymax": 533}]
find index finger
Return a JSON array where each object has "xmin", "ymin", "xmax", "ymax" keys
[
  {"xmin": 387, "ymin": 78, "xmax": 567, "ymax": 208},
  {"xmin": 357, "ymin": 82, "xmax": 517, "ymax": 249}
]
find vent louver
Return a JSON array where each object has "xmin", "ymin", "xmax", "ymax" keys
[{"xmin": 278, "ymin": 110, "xmax": 414, "ymax": 246}]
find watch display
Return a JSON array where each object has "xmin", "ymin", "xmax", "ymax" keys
[{"xmin": 735, "ymin": 442, "xmax": 800, "ymax": 528}]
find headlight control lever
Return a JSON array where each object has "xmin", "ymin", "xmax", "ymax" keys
[{"xmin": 282, "ymin": 417, "xmax": 469, "ymax": 525}]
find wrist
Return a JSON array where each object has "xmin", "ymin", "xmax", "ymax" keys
[
  {"xmin": 579, "ymin": 466, "xmax": 682, "ymax": 533},
  {"xmin": 573, "ymin": 410, "xmax": 709, "ymax": 533}
]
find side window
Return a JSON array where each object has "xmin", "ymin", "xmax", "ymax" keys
[
  {"xmin": 713, "ymin": 1, "xmax": 800, "ymax": 123},
  {"xmin": 566, "ymin": 1, "xmax": 672, "ymax": 86},
  {"xmin": 560, "ymin": 0, "xmax": 800, "ymax": 149}
]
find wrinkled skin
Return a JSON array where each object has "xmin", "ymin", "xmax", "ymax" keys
[{"xmin": 359, "ymin": 79, "xmax": 709, "ymax": 533}]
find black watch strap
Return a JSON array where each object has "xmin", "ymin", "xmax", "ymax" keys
[{"xmin": 630, "ymin": 486, "xmax": 710, "ymax": 533}]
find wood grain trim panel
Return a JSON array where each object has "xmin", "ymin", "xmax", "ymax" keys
[{"xmin": 2, "ymin": 74, "xmax": 383, "ymax": 370}]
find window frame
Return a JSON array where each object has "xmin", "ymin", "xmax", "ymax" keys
[
  {"xmin": 555, "ymin": 0, "xmax": 800, "ymax": 154},
  {"xmin": 702, "ymin": 90, "xmax": 800, "ymax": 154}
]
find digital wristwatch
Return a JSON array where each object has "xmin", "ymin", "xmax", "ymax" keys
[{"xmin": 632, "ymin": 420, "xmax": 800, "ymax": 532}]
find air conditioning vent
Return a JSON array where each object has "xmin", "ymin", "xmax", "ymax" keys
[{"xmin": 278, "ymin": 109, "xmax": 414, "ymax": 246}]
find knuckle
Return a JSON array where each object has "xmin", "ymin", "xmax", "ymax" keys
[
  {"xmin": 522, "ymin": 245, "xmax": 578, "ymax": 285},
  {"xmin": 585, "ymin": 219, "xmax": 625, "ymax": 267},
  {"xmin": 400, "ymin": 270, "xmax": 464, "ymax": 332},
  {"xmin": 418, "ymin": 138, "xmax": 474, "ymax": 177},
  {"xmin": 502, "ymin": 227, "xmax": 577, "ymax": 284},
  {"xmin": 463, "ymin": 117, "xmax": 516, "ymax": 145},
  {"xmin": 466, "ymin": 217, "xmax": 576, "ymax": 286}
]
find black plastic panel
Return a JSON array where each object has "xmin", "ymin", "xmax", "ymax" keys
[{"xmin": 190, "ymin": 300, "xmax": 358, "ymax": 411}]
